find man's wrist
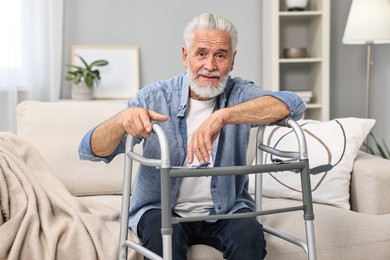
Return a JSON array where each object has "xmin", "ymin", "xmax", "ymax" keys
[{"xmin": 214, "ymin": 108, "xmax": 230, "ymax": 127}]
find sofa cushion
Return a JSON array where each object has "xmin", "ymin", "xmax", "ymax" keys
[
  {"xmin": 16, "ymin": 100, "xmax": 133, "ymax": 196},
  {"xmin": 261, "ymin": 198, "xmax": 390, "ymax": 260},
  {"xmin": 80, "ymin": 194, "xmax": 390, "ymax": 260},
  {"xmin": 250, "ymin": 118, "xmax": 375, "ymax": 209}
]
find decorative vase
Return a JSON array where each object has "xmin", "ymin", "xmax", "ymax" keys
[
  {"xmin": 286, "ymin": 0, "xmax": 309, "ymax": 11},
  {"xmin": 71, "ymin": 82, "xmax": 93, "ymax": 100}
]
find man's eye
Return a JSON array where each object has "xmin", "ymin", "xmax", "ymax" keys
[
  {"xmin": 216, "ymin": 54, "xmax": 226, "ymax": 60},
  {"xmin": 196, "ymin": 52, "xmax": 207, "ymax": 59}
]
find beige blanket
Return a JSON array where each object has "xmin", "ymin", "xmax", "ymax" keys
[{"xmin": 0, "ymin": 132, "xmax": 139, "ymax": 260}]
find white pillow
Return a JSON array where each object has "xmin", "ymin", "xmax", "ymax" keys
[{"xmin": 249, "ymin": 117, "xmax": 375, "ymax": 209}]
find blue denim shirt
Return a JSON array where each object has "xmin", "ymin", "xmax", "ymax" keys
[{"xmin": 79, "ymin": 72, "xmax": 305, "ymax": 235}]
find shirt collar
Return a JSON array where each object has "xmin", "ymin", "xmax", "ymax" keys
[
  {"xmin": 216, "ymin": 76, "xmax": 232, "ymax": 109},
  {"xmin": 177, "ymin": 72, "xmax": 190, "ymax": 117}
]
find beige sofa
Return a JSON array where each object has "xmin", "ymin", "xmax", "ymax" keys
[{"xmin": 16, "ymin": 100, "xmax": 390, "ymax": 260}]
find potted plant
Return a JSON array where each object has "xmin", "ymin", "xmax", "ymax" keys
[{"xmin": 65, "ymin": 55, "xmax": 109, "ymax": 100}]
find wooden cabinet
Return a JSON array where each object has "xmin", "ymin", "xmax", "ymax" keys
[{"xmin": 262, "ymin": 0, "xmax": 330, "ymax": 120}]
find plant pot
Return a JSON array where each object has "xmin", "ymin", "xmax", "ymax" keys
[
  {"xmin": 286, "ymin": 0, "xmax": 308, "ymax": 11},
  {"xmin": 71, "ymin": 82, "xmax": 93, "ymax": 100}
]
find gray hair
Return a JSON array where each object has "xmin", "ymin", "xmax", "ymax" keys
[{"xmin": 183, "ymin": 13, "xmax": 238, "ymax": 52}]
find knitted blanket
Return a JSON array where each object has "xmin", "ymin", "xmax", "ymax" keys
[{"xmin": 0, "ymin": 132, "xmax": 140, "ymax": 260}]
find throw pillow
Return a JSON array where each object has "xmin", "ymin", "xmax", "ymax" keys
[{"xmin": 249, "ymin": 117, "xmax": 375, "ymax": 209}]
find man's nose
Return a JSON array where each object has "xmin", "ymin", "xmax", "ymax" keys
[{"xmin": 204, "ymin": 56, "xmax": 217, "ymax": 71}]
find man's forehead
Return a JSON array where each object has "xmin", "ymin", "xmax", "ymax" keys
[{"xmin": 192, "ymin": 29, "xmax": 232, "ymax": 51}]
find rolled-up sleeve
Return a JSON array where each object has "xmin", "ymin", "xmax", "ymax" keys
[
  {"xmin": 78, "ymin": 126, "xmax": 125, "ymax": 164},
  {"xmin": 266, "ymin": 90, "xmax": 306, "ymax": 120}
]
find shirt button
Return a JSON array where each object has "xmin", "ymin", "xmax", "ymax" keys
[{"xmin": 212, "ymin": 184, "xmax": 216, "ymax": 189}]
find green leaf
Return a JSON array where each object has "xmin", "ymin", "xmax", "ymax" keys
[
  {"xmin": 380, "ymin": 137, "xmax": 390, "ymax": 155},
  {"xmin": 74, "ymin": 73, "xmax": 82, "ymax": 84},
  {"xmin": 65, "ymin": 75, "xmax": 75, "ymax": 81},
  {"xmin": 91, "ymin": 60, "xmax": 109, "ymax": 67},
  {"xmin": 85, "ymin": 74, "xmax": 93, "ymax": 87},
  {"xmin": 365, "ymin": 132, "xmax": 390, "ymax": 160},
  {"xmin": 376, "ymin": 144, "xmax": 388, "ymax": 159},
  {"xmin": 78, "ymin": 55, "xmax": 91, "ymax": 70},
  {"xmin": 66, "ymin": 64, "xmax": 84, "ymax": 70},
  {"xmin": 92, "ymin": 69, "xmax": 100, "ymax": 79}
]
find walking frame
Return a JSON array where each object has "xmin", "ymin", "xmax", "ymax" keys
[{"xmin": 119, "ymin": 117, "xmax": 317, "ymax": 260}]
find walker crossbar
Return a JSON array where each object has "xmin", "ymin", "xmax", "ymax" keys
[
  {"xmin": 168, "ymin": 162, "xmax": 306, "ymax": 178},
  {"xmin": 170, "ymin": 205, "xmax": 305, "ymax": 224},
  {"xmin": 118, "ymin": 118, "xmax": 317, "ymax": 260}
]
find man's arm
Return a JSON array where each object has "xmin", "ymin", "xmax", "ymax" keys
[
  {"xmin": 187, "ymin": 95, "xmax": 293, "ymax": 164},
  {"xmin": 218, "ymin": 95, "xmax": 291, "ymax": 125},
  {"xmin": 91, "ymin": 108, "xmax": 168, "ymax": 157}
]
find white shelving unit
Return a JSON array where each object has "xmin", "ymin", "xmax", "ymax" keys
[{"xmin": 262, "ymin": 0, "xmax": 330, "ymax": 120}]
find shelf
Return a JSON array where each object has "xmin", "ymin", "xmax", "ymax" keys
[
  {"xmin": 262, "ymin": 1, "xmax": 330, "ymax": 121},
  {"xmin": 305, "ymin": 103, "xmax": 322, "ymax": 109},
  {"xmin": 279, "ymin": 58, "xmax": 322, "ymax": 63},
  {"xmin": 279, "ymin": 11, "xmax": 322, "ymax": 17}
]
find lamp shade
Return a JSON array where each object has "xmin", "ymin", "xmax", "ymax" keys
[{"xmin": 343, "ymin": 0, "xmax": 390, "ymax": 44}]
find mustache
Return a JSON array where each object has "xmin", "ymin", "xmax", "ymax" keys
[{"xmin": 197, "ymin": 70, "xmax": 220, "ymax": 77}]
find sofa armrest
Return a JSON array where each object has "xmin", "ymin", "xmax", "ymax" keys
[{"xmin": 350, "ymin": 151, "xmax": 390, "ymax": 214}]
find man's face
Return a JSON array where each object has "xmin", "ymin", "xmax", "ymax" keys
[{"xmin": 182, "ymin": 29, "xmax": 236, "ymax": 100}]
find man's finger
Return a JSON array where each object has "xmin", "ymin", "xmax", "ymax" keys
[
  {"xmin": 187, "ymin": 145, "xmax": 195, "ymax": 164},
  {"xmin": 148, "ymin": 110, "xmax": 169, "ymax": 122},
  {"xmin": 141, "ymin": 110, "xmax": 168, "ymax": 133},
  {"xmin": 138, "ymin": 110, "xmax": 153, "ymax": 134},
  {"xmin": 203, "ymin": 133, "xmax": 213, "ymax": 156}
]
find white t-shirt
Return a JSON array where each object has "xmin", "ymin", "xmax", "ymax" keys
[{"xmin": 173, "ymin": 97, "xmax": 216, "ymax": 217}]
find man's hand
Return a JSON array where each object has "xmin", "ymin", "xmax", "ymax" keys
[
  {"xmin": 186, "ymin": 95, "xmax": 291, "ymax": 164},
  {"xmin": 187, "ymin": 111, "xmax": 226, "ymax": 164},
  {"xmin": 121, "ymin": 108, "xmax": 168, "ymax": 138},
  {"xmin": 91, "ymin": 107, "xmax": 168, "ymax": 157}
]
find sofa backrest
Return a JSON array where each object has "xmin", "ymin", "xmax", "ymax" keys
[
  {"xmin": 16, "ymin": 100, "xmax": 259, "ymax": 197},
  {"xmin": 16, "ymin": 100, "xmax": 136, "ymax": 196}
]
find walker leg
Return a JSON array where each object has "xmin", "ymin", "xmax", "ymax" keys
[
  {"xmin": 162, "ymin": 235, "xmax": 172, "ymax": 260},
  {"xmin": 305, "ymin": 220, "xmax": 317, "ymax": 260}
]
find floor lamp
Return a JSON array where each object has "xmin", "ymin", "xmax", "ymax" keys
[{"xmin": 342, "ymin": 0, "xmax": 390, "ymax": 120}]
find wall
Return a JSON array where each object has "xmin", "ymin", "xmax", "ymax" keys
[
  {"xmin": 62, "ymin": 0, "xmax": 262, "ymax": 96},
  {"xmin": 63, "ymin": 0, "xmax": 390, "ymax": 145}
]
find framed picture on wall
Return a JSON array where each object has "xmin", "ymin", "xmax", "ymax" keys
[{"xmin": 71, "ymin": 45, "xmax": 140, "ymax": 99}]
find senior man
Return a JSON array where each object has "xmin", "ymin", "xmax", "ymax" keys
[{"xmin": 79, "ymin": 13, "xmax": 305, "ymax": 260}]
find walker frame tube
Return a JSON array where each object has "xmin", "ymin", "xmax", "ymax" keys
[{"xmin": 119, "ymin": 119, "xmax": 317, "ymax": 260}]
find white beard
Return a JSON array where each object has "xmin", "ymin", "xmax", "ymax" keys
[{"xmin": 187, "ymin": 68, "xmax": 228, "ymax": 99}]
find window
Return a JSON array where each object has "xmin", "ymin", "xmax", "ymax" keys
[{"xmin": 0, "ymin": 0, "xmax": 22, "ymax": 69}]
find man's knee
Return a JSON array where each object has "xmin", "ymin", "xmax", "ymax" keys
[
  {"xmin": 138, "ymin": 209, "xmax": 162, "ymax": 239},
  {"xmin": 137, "ymin": 209, "xmax": 188, "ymax": 259},
  {"xmin": 223, "ymin": 218, "xmax": 267, "ymax": 259}
]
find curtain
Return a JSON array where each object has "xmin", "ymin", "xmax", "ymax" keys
[{"xmin": 0, "ymin": 0, "xmax": 63, "ymax": 133}]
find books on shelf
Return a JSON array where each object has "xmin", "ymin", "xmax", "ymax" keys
[{"xmin": 293, "ymin": 90, "xmax": 312, "ymax": 104}]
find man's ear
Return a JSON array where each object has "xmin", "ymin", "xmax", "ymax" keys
[
  {"xmin": 182, "ymin": 46, "xmax": 189, "ymax": 68},
  {"xmin": 230, "ymin": 50, "xmax": 237, "ymax": 71}
]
